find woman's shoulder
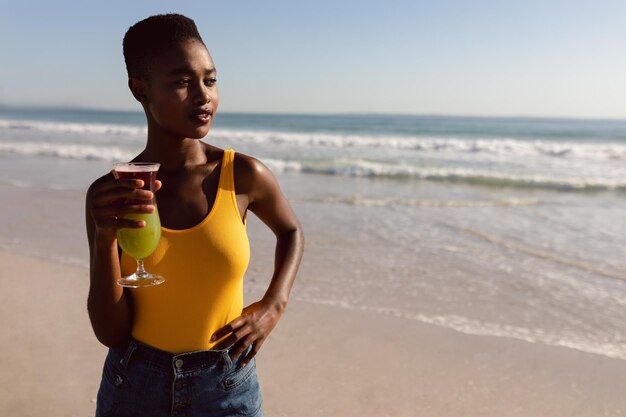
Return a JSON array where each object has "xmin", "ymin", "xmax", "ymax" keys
[
  {"xmin": 233, "ymin": 151, "xmax": 266, "ymax": 175},
  {"xmin": 232, "ymin": 151, "xmax": 277, "ymax": 195}
]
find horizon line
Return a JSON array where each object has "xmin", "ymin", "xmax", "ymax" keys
[{"xmin": 1, "ymin": 103, "xmax": 626, "ymax": 123}]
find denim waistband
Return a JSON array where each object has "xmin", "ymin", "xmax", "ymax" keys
[{"xmin": 116, "ymin": 339, "xmax": 231, "ymax": 372}]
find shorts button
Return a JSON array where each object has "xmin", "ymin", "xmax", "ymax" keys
[{"xmin": 174, "ymin": 359, "xmax": 184, "ymax": 368}]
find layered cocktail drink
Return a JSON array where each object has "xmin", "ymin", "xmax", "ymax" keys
[{"xmin": 112, "ymin": 162, "xmax": 164, "ymax": 287}]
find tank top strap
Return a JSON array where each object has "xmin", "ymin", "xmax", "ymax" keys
[
  {"xmin": 218, "ymin": 149, "xmax": 242, "ymax": 221},
  {"xmin": 220, "ymin": 149, "xmax": 235, "ymax": 192}
]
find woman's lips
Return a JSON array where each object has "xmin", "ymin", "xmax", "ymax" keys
[{"xmin": 191, "ymin": 111, "xmax": 212, "ymax": 124}]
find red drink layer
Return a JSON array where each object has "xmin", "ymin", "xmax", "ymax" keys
[
  {"xmin": 113, "ymin": 165, "xmax": 158, "ymax": 205},
  {"xmin": 115, "ymin": 170, "xmax": 157, "ymax": 190}
]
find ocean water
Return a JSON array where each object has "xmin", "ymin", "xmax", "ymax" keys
[{"xmin": 1, "ymin": 106, "xmax": 626, "ymax": 360}]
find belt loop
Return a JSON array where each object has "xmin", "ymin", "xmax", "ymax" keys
[
  {"xmin": 221, "ymin": 346, "xmax": 234, "ymax": 372},
  {"xmin": 119, "ymin": 340, "xmax": 138, "ymax": 369}
]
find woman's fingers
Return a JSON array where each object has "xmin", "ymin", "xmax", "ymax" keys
[
  {"xmin": 95, "ymin": 203, "xmax": 155, "ymax": 218},
  {"xmin": 211, "ymin": 301, "xmax": 281, "ymax": 364},
  {"xmin": 94, "ymin": 178, "xmax": 144, "ymax": 194},
  {"xmin": 229, "ymin": 334, "xmax": 258, "ymax": 363},
  {"xmin": 211, "ymin": 317, "xmax": 256, "ymax": 354},
  {"xmin": 211, "ymin": 317, "xmax": 246, "ymax": 343},
  {"xmin": 92, "ymin": 188, "xmax": 154, "ymax": 208},
  {"xmin": 91, "ymin": 202, "xmax": 154, "ymax": 228},
  {"xmin": 211, "ymin": 317, "xmax": 269, "ymax": 364},
  {"xmin": 240, "ymin": 341, "xmax": 262, "ymax": 368},
  {"xmin": 92, "ymin": 178, "xmax": 154, "ymax": 205},
  {"xmin": 90, "ymin": 178, "xmax": 155, "ymax": 229},
  {"xmin": 212, "ymin": 334, "xmax": 239, "ymax": 352},
  {"xmin": 100, "ymin": 217, "xmax": 146, "ymax": 229}
]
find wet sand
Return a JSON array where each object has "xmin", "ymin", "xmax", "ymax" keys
[{"xmin": 1, "ymin": 251, "xmax": 626, "ymax": 416}]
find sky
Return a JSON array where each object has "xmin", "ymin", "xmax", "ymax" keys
[{"xmin": 1, "ymin": 0, "xmax": 626, "ymax": 119}]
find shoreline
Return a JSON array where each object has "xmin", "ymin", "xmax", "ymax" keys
[{"xmin": 2, "ymin": 250, "xmax": 626, "ymax": 416}]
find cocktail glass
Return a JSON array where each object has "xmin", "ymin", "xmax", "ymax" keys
[{"xmin": 112, "ymin": 162, "xmax": 164, "ymax": 288}]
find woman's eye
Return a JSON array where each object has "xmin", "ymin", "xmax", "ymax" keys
[
  {"xmin": 205, "ymin": 78, "xmax": 217, "ymax": 86},
  {"xmin": 176, "ymin": 79, "xmax": 191, "ymax": 86}
]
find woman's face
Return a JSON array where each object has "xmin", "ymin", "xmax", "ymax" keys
[{"xmin": 140, "ymin": 39, "xmax": 220, "ymax": 140}]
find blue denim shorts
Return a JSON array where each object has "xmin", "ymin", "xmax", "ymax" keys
[{"xmin": 95, "ymin": 339, "xmax": 263, "ymax": 417}]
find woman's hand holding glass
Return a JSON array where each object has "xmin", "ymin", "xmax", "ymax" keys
[{"xmin": 89, "ymin": 167, "xmax": 164, "ymax": 287}]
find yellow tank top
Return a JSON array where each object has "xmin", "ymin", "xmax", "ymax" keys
[{"xmin": 121, "ymin": 149, "xmax": 250, "ymax": 353}]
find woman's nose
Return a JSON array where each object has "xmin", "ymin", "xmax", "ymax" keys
[{"xmin": 193, "ymin": 84, "xmax": 211, "ymax": 105}]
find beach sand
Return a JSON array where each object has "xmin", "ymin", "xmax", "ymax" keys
[{"xmin": 2, "ymin": 250, "xmax": 626, "ymax": 417}]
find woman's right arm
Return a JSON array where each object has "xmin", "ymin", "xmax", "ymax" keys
[{"xmin": 85, "ymin": 175, "xmax": 157, "ymax": 348}]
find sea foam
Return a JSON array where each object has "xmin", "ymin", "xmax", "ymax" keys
[
  {"xmin": 299, "ymin": 297, "xmax": 626, "ymax": 361},
  {"xmin": 2, "ymin": 118, "xmax": 626, "ymax": 161},
  {"xmin": 2, "ymin": 118, "xmax": 626, "ymax": 191},
  {"xmin": 1, "ymin": 141, "xmax": 625, "ymax": 191}
]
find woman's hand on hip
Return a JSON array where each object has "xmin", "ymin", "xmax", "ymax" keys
[{"xmin": 211, "ymin": 298, "xmax": 285, "ymax": 367}]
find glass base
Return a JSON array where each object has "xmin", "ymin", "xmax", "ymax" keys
[{"xmin": 117, "ymin": 271, "xmax": 165, "ymax": 288}]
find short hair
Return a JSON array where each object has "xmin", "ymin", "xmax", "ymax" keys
[{"xmin": 123, "ymin": 13, "xmax": 206, "ymax": 78}]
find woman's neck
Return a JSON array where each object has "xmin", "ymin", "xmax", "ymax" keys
[{"xmin": 141, "ymin": 130, "xmax": 208, "ymax": 170}]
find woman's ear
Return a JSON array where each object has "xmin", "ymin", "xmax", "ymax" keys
[{"xmin": 128, "ymin": 78, "xmax": 149, "ymax": 103}]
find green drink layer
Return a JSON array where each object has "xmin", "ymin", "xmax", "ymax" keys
[{"xmin": 117, "ymin": 209, "xmax": 161, "ymax": 260}]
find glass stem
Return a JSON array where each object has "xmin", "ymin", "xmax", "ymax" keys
[{"xmin": 136, "ymin": 259, "xmax": 146, "ymax": 276}]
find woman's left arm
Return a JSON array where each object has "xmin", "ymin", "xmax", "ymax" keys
[{"xmin": 211, "ymin": 156, "xmax": 304, "ymax": 366}]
